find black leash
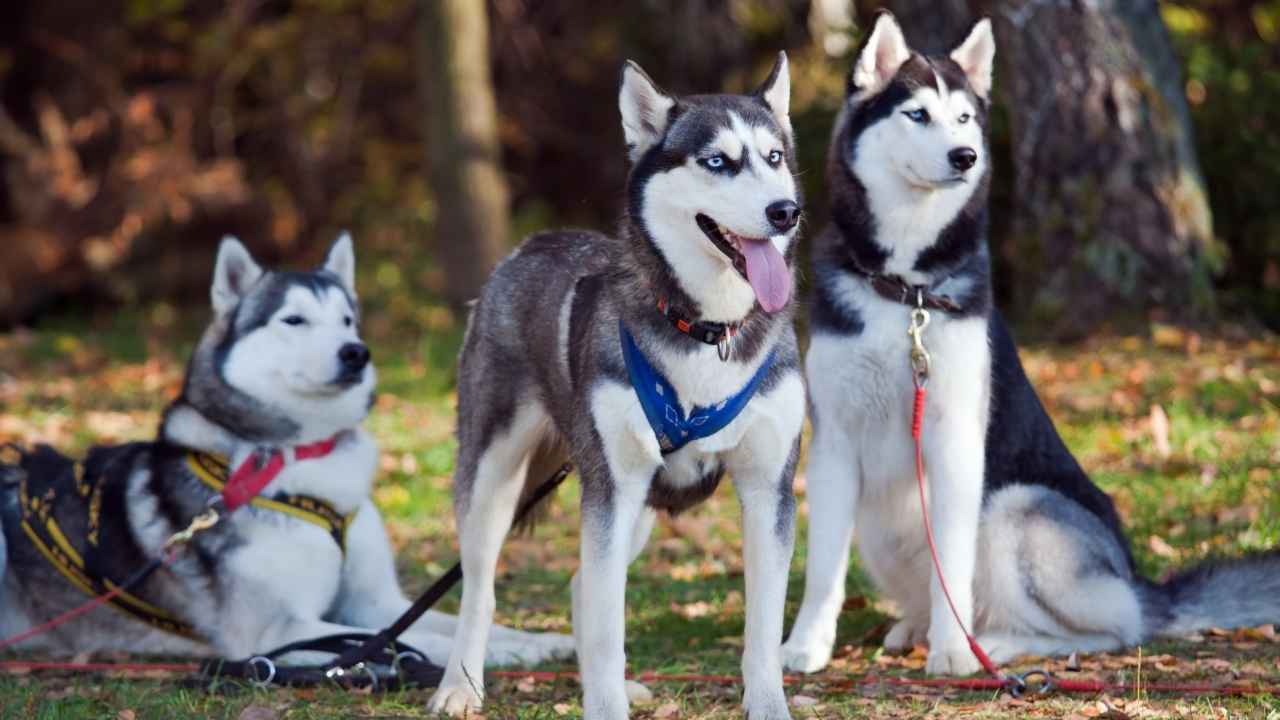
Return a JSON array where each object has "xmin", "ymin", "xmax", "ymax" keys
[{"xmin": 200, "ymin": 462, "xmax": 575, "ymax": 690}]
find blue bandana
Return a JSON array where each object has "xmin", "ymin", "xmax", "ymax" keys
[{"xmin": 619, "ymin": 321, "xmax": 775, "ymax": 455}]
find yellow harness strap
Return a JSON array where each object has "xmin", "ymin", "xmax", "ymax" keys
[{"xmin": 185, "ymin": 452, "xmax": 355, "ymax": 553}]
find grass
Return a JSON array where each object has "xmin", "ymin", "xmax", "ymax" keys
[{"xmin": 1, "ymin": 298, "xmax": 1279, "ymax": 719}]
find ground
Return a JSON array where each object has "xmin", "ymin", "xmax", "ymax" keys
[{"xmin": 1, "ymin": 295, "xmax": 1278, "ymax": 719}]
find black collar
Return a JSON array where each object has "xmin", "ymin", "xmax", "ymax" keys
[
  {"xmin": 844, "ymin": 261, "xmax": 963, "ymax": 314},
  {"xmin": 655, "ymin": 297, "xmax": 738, "ymax": 349}
]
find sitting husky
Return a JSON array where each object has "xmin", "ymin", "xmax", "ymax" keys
[
  {"xmin": 782, "ymin": 12, "xmax": 1280, "ymax": 677},
  {"xmin": 0, "ymin": 235, "xmax": 572, "ymax": 668},
  {"xmin": 428, "ymin": 57, "xmax": 805, "ymax": 719}
]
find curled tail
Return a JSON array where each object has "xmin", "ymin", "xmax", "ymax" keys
[{"xmin": 1147, "ymin": 550, "xmax": 1280, "ymax": 636}]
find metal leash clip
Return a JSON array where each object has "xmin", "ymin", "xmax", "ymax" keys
[
  {"xmin": 717, "ymin": 328, "xmax": 733, "ymax": 362},
  {"xmin": 163, "ymin": 508, "xmax": 220, "ymax": 549},
  {"xmin": 247, "ymin": 655, "xmax": 277, "ymax": 689},
  {"xmin": 907, "ymin": 288, "xmax": 931, "ymax": 387},
  {"xmin": 1005, "ymin": 668, "xmax": 1056, "ymax": 698}
]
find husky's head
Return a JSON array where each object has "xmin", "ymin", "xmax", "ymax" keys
[
  {"xmin": 620, "ymin": 53, "xmax": 800, "ymax": 321},
  {"xmin": 179, "ymin": 234, "xmax": 376, "ymax": 445},
  {"xmin": 830, "ymin": 13, "xmax": 996, "ymax": 279}
]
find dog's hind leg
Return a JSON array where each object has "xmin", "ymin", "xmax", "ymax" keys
[
  {"xmin": 428, "ymin": 401, "xmax": 550, "ymax": 716},
  {"xmin": 973, "ymin": 485, "xmax": 1145, "ymax": 663}
]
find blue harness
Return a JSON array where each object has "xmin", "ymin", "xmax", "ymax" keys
[{"xmin": 619, "ymin": 321, "xmax": 775, "ymax": 455}]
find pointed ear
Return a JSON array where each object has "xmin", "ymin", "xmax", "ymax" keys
[
  {"xmin": 211, "ymin": 236, "xmax": 263, "ymax": 316},
  {"xmin": 950, "ymin": 18, "xmax": 996, "ymax": 100},
  {"xmin": 619, "ymin": 61, "xmax": 675, "ymax": 162},
  {"xmin": 323, "ymin": 231, "xmax": 357, "ymax": 296},
  {"xmin": 756, "ymin": 51, "xmax": 791, "ymax": 132},
  {"xmin": 851, "ymin": 12, "xmax": 911, "ymax": 96}
]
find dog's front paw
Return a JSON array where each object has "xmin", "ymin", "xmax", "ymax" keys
[
  {"xmin": 427, "ymin": 681, "xmax": 483, "ymax": 717},
  {"xmin": 780, "ymin": 635, "xmax": 832, "ymax": 674},
  {"xmin": 485, "ymin": 633, "xmax": 575, "ymax": 666},
  {"xmin": 883, "ymin": 619, "xmax": 926, "ymax": 653},
  {"xmin": 743, "ymin": 690, "xmax": 792, "ymax": 720},
  {"xmin": 925, "ymin": 642, "xmax": 982, "ymax": 676},
  {"xmin": 540, "ymin": 631, "xmax": 577, "ymax": 660}
]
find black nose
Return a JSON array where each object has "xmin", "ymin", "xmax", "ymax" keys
[
  {"xmin": 948, "ymin": 147, "xmax": 978, "ymax": 172},
  {"xmin": 339, "ymin": 343, "xmax": 370, "ymax": 372},
  {"xmin": 765, "ymin": 200, "xmax": 801, "ymax": 232}
]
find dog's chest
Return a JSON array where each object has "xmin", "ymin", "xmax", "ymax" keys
[{"xmin": 591, "ymin": 340, "xmax": 786, "ymax": 492}]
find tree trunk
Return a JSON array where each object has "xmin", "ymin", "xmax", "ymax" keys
[
  {"xmin": 862, "ymin": 0, "xmax": 1216, "ymax": 338},
  {"xmin": 994, "ymin": 0, "xmax": 1215, "ymax": 337},
  {"xmin": 419, "ymin": 0, "xmax": 509, "ymax": 315}
]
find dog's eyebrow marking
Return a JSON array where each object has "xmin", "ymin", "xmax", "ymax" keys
[{"xmin": 711, "ymin": 125, "xmax": 745, "ymax": 162}]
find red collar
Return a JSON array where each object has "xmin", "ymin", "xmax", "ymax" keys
[{"xmin": 220, "ymin": 434, "xmax": 341, "ymax": 511}]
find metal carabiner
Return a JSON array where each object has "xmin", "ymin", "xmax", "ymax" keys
[
  {"xmin": 163, "ymin": 508, "xmax": 220, "ymax": 549},
  {"xmin": 906, "ymin": 296, "xmax": 931, "ymax": 386},
  {"xmin": 247, "ymin": 655, "xmax": 277, "ymax": 689},
  {"xmin": 1005, "ymin": 668, "xmax": 1056, "ymax": 698}
]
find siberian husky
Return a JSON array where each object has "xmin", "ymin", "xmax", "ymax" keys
[
  {"xmin": 428, "ymin": 56, "xmax": 806, "ymax": 719},
  {"xmin": 782, "ymin": 12, "xmax": 1280, "ymax": 677},
  {"xmin": 0, "ymin": 235, "xmax": 572, "ymax": 668}
]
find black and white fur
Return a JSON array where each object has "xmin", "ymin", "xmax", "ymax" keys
[
  {"xmin": 0, "ymin": 235, "xmax": 572, "ymax": 666},
  {"xmin": 428, "ymin": 57, "xmax": 806, "ymax": 719},
  {"xmin": 782, "ymin": 13, "xmax": 1280, "ymax": 676}
]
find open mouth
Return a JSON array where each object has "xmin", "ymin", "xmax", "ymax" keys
[
  {"xmin": 693, "ymin": 213, "xmax": 793, "ymax": 314},
  {"xmin": 695, "ymin": 213, "xmax": 750, "ymax": 280}
]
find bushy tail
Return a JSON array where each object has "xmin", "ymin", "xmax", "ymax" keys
[{"xmin": 1151, "ymin": 550, "xmax": 1280, "ymax": 636}]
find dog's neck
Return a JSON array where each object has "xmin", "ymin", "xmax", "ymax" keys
[
  {"xmin": 613, "ymin": 220, "xmax": 788, "ymax": 363},
  {"xmin": 825, "ymin": 139, "xmax": 993, "ymax": 316}
]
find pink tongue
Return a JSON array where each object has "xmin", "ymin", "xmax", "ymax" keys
[{"xmin": 739, "ymin": 237, "xmax": 791, "ymax": 313}]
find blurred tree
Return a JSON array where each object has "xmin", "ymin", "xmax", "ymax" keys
[
  {"xmin": 863, "ymin": 0, "xmax": 1217, "ymax": 338},
  {"xmin": 420, "ymin": 0, "xmax": 509, "ymax": 315}
]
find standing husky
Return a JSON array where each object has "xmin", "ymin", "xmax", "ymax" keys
[
  {"xmin": 783, "ymin": 12, "xmax": 1280, "ymax": 677},
  {"xmin": 0, "ymin": 235, "xmax": 571, "ymax": 667},
  {"xmin": 428, "ymin": 56, "xmax": 806, "ymax": 719}
]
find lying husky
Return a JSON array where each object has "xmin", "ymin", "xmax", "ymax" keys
[
  {"xmin": 429, "ymin": 57, "xmax": 805, "ymax": 719},
  {"xmin": 783, "ymin": 12, "xmax": 1280, "ymax": 676},
  {"xmin": 0, "ymin": 235, "xmax": 572, "ymax": 668}
]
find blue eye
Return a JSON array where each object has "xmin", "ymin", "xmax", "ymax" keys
[
  {"xmin": 903, "ymin": 108, "xmax": 930, "ymax": 124},
  {"xmin": 958, "ymin": 113, "xmax": 971, "ymax": 124},
  {"xmin": 767, "ymin": 150, "xmax": 783, "ymax": 165},
  {"xmin": 282, "ymin": 315, "xmax": 306, "ymax": 326},
  {"xmin": 702, "ymin": 154, "xmax": 727, "ymax": 170}
]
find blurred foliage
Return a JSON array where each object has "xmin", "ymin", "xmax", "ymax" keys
[
  {"xmin": 1163, "ymin": 1, "xmax": 1280, "ymax": 326},
  {"xmin": 0, "ymin": 1, "xmax": 1277, "ymax": 332}
]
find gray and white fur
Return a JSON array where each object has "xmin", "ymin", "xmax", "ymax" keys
[
  {"xmin": 428, "ymin": 56, "xmax": 807, "ymax": 719},
  {"xmin": 783, "ymin": 12, "xmax": 1280, "ymax": 677},
  {"xmin": 0, "ymin": 235, "xmax": 572, "ymax": 667}
]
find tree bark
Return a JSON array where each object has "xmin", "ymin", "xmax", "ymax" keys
[
  {"xmin": 994, "ymin": 0, "xmax": 1215, "ymax": 337},
  {"xmin": 863, "ymin": 0, "xmax": 1217, "ymax": 337},
  {"xmin": 419, "ymin": 0, "xmax": 509, "ymax": 315}
]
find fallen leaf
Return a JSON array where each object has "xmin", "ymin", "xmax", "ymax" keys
[
  {"xmin": 553, "ymin": 703, "xmax": 573, "ymax": 715},
  {"xmin": 790, "ymin": 694, "xmax": 819, "ymax": 707},
  {"xmin": 117, "ymin": 712, "xmax": 136, "ymax": 720},
  {"xmin": 516, "ymin": 675, "xmax": 538, "ymax": 693},
  {"xmin": 1147, "ymin": 534, "xmax": 1177, "ymax": 559},
  {"xmin": 653, "ymin": 701, "xmax": 681, "ymax": 719},
  {"xmin": 624, "ymin": 679, "xmax": 653, "ymax": 704},
  {"xmin": 1149, "ymin": 404, "xmax": 1171, "ymax": 458},
  {"xmin": 236, "ymin": 705, "xmax": 279, "ymax": 720}
]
